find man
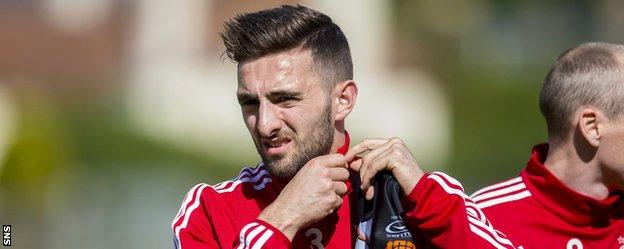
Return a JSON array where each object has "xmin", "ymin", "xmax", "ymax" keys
[
  {"xmin": 172, "ymin": 5, "xmax": 516, "ymax": 249},
  {"xmin": 471, "ymin": 42, "xmax": 624, "ymax": 248}
]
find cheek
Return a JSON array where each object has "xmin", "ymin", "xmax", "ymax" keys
[
  {"xmin": 244, "ymin": 114, "xmax": 257, "ymax": 132},
  {"xmin": 599, "ymin": 131, "xmax": 624, "ymax": 165},
  {"xmin": 280, "ymin": 107, "xmax": 314, "ymax": 130}
]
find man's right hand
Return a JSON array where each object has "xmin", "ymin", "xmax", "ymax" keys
[{"xmin": 257, "ymin": 154, "xmax": 350, "ymax": 241}]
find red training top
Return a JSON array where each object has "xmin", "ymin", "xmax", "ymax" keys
[
  {"xmin": 472, "ymin": 144, "xmax": 624, "ymax": 249},
  {"xmin": 171, "ymin": 134, "xmax": 520, "ymax": 248}
]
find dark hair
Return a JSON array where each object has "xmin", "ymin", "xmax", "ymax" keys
[
  {"xmin": 539, "ymin": 42, "xmax": 624, "ymax": 143},
  {"xmin": 220, "ymin": 5, "xmax": 353, "ymax": 86}
]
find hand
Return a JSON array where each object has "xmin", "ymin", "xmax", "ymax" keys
[
  {"xmin": 345, "ymin": 138, "xmax": 425, "ymax": 200},
  {"xmin": 257, "ymin": 154, "xmax": 349, "ymax": 241}
]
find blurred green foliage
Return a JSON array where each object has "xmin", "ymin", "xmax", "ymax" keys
[{"xmin": 449, "ymin": 70, "xmax": 547, "ymax": 191}]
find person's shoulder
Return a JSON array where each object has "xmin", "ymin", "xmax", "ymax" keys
[
  {"xmin": 172, "ymin": 163, "xmax": 272, "ymax": 215},
  {"xmin": 208, "ymin": 162, "xmax": 273, "ymax": 195},
  {"xmin": 175, "ymin": 163, "xmax": 272, "ymax": 201},
  {"xmin": 470, "ymin": 176, "xmax": 532, "ymax": 210}
]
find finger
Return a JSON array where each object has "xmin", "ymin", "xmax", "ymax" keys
[
  {"xmin": 365, "ymin": 186, "xmax": 375, "ymax": 200},
  {"xmin": 317, "ymin": 154, "xmax": 348, "ymax": 168},
  {"xmin": 361, "ymin": 150, "xmax": 393, "ymax": 190},
  {"xmin": 329, "ymin": 167, "xmax": 349, "ymax": 181},
  {"xmin": 357, "ymin": 228, "xmax": 368, "ymax": 242},
  {"xmin": 333, "ymin": 181, "xmax": 348, "ymax": 196},
  {"xmin": 333, "ymin": 194, "xmax": 344, "ymax": 208},
  {"xmin": 358, "ymin": 141, "xmax": 395, "ymax": 189},
  {"xmin": 345, "ymin": 138, "xmax": 389, "ymax": 161},
  {"xmin": 349, "ymin": 158, "xmax": 363, "ymax": 171},
  {"xmin": 353, "ymin": 149, "xmax": 372, "ymax": 160}
]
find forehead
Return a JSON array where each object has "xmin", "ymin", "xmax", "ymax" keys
[{"xmin": 237, "ymin": 49, "xmax": 320, "ymax": 93}]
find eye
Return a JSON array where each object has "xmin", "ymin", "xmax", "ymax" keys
[
  {"xmin": 240, "ymin": 99, "xmax": 259, "ymax": 106},
  {"xmin": 277, "ymin": 96, "xmax": 297, "ymax": 103}
]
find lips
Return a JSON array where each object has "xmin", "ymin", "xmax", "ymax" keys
[{"xmin": 262, "ymin": 138, "xmax": 293, "ymax": 156}]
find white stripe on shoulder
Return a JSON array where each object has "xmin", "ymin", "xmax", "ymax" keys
[
  {"xmin": 467, "ymin": 216, "xmax": 512, "ymax": 245},
  {"xmin": 471, "ymin": 177, "xmax": 522, "ymax": 198},
  {"xmin": 431, "ymin": 171, "xmax": 465, "ymax": 191},
  {"xmin": 213, "ymin": 165, "xmax": 261, "ymax": 190},
  {"xmin": 172, "ymin": 183, "xmax": 203, "ymax": 223},
  {"xmin": 427, "ymin": 173, "xmax": 516, "ymax": 248},
  {"xmin": 173, "ymin": 183, "xmax": 211, "ymax": 249},
  {"xmin": 471, "ymin": 182, "xmax": 526, "ymax": 202},
  {"xmin": 476, "ymin": 190, "xmax": 531, "ymax": 209},
  {"xmin": 252, "ymin": 177, "xmax": 272, "ymax": 190},
  {"xmin": 469, "ymin": 224, "xmax": 508, "ymax": 249},
  {"xmin": 213, "ymin": 164, "xmax": 272, "ymax": 194},
  {"xmin": 428, "ymin": 174, "xmax": 469, "ymax": 198}
]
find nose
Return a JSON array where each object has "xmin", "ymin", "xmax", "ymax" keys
[{"xmin": 257, "ymin": 100, "xmax": 282, "ymax": 138}]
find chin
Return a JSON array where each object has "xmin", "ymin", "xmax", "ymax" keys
[{"xmin": 265, "ymin": 157, "xmax": 299, "ymax": 179}]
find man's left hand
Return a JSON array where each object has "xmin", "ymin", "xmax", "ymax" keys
[{"xmin": 345, "ymin": 137, "xmax": 425, "ymax": 199}]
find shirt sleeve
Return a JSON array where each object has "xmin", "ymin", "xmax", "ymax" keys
[
  {"xmin": 234, "ymin": 219, "xmax": 292, "ymax": 249},
  {"xmin": 171, "ymin": 184, "xmax": 291, "ymax": 249},
  {"xmin": 171, "ymin": 184, "xmax": 218, "ymax": 249},
  {"xmin": 402, "ymin": 172, "xmax": 518, "ymax": 249}
]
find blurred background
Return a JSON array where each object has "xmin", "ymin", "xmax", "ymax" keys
[{"xmin": 1, "ymin": 0, "xmax": 623, "ymax": 248}]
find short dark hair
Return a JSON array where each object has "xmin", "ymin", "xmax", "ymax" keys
[
  {"xmin": 220, "ymin": 5, "xmax": 353, "ymax": 86},
  {"xmin": 539, "ymin": 42, "xmax": 624, "ymax": 143}
]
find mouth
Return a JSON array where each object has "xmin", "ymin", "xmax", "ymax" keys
[{"xmin": 262, "ymin": 138, "xmax": 293, "ymax": 156}]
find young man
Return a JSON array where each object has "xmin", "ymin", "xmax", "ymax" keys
[
  {"xmin": 172, "ymin": 5, "xmax": 515, "ymax": 249},
  {"xmin": 471, "ymin": 43, "xmax": 624, "ymax": 248}
]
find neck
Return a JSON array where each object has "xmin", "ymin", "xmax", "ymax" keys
[
  {"xmin": 544, "ymin": 141, "xmax": 611, "ymax": 200},
  {"xmin": 331, "ymin": 121, "xmax": 347, "ymax": 154}
]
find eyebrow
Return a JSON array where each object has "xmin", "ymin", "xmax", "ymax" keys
[
  {"xmin": 237, "ymin": 89, "xmax": 303, "ymax": 103},
  {"xmin": 266, "ymin": 90, "xmax": 302, "ymax": 99},
  {"xmin": 236, "ymin": 92, "xmax": 256, "ymax": 104}
]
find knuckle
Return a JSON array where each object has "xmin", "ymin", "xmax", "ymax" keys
[
  {"xmin": 339, "ymin": 182, "xmax": 347, "ymax": 191},
  {"xmin": 319, "ymin": 167, "xmax": 330, "ymax": 177},
  {"xmin": 340, "ymin": 168, "xmax": 349, "ymax": 177},
  {"xmin": 322, "ymin": 179, "xmax": 333, "ymax": 191},
  {"xmin": 334, "ymin": 154, "xmax": 347, "ymax": 164},
  {"xmin": 327, "ymin": 196, "xmax": 339, "ymax": 207},
  {"xmin": 317, "ymin": 180, "xmax": 334, "ymax": 195},
  {"xmin": 392, "ymin": 149, "xmax": 403, "ymax": 157},
  {"xmin": 391, "ymin": 142, "xmax": 404, "ymax": 151},
  {"xmin": 336, "ymin": 197, "xmax": 344, "ymax": 206}
]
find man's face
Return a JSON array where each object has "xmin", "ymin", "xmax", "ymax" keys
[{"xmin": 237, "ymin": 49, "xmax": 335, "ymax": 178}]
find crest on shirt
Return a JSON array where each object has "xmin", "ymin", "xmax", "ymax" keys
[{"xmin": 384, "ymin": 216, "xmax": 411, "ymax": 238}]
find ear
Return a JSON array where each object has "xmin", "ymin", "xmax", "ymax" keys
[
  {"xmin": 577, "ymin": 107, "xmax": 605, "ymax": 147},
  {"xmin": 333, "ymin": 80, "xmax": 358, "ymax": 122}
]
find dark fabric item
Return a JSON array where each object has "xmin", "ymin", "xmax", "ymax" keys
[{"xmin": 355, "ymin": 171, "xmax": 415, "ymax": 248}]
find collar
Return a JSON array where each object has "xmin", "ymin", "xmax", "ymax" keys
[
  {"xmin": 337, "ymin": 131, "xmax": 350, "ymax": 155},
  {"xmin": 522, "ymin": 144, "xmax": 623, "ymax": 225}
]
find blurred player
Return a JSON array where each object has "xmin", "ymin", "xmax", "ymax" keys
[{"xmin": 471, "ymin": 42, "xmax": 624, "ymax": 248}]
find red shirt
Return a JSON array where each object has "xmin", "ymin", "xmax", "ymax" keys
[
  {"xmin": 471, "ymin": 144, "xmax": 624, "ymax": 249},
  {"xmin": 171, "ymin": 133, "xmax": 519, "ymax": 249},
  {"xmin": 171, "ymin": 135, "xmax": 355, "ymax": 249}
]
